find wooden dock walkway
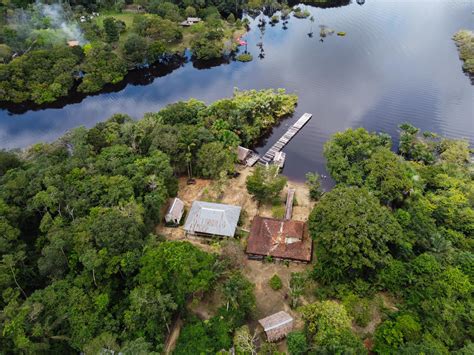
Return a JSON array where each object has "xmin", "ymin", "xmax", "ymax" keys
[
  {"xmin": 259, "ymin": 113, "xmax": 313, "ymax": 165},
  {"xmin": 285, "ymin": 188, "xmax": 295, "ymax": 220}
]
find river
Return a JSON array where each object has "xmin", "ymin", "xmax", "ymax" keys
[{"xmin": 1, "ymin": 0, "xmax": 473, "ymax": 181}]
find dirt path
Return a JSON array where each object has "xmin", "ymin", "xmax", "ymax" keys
[
  {"xmin": 164, "ymin": 317, "xmax": 183, "ymax": 354},
  {"xmin": 157, "ymin": 166, "xmax": 316, "ymax": 352}
]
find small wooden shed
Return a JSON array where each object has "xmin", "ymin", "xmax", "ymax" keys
[
  {"xmin": 165, "ymin": 198, "xmax": 185, "ymax": 225},
  {"xmin": 258, "ymin": 311, "xmax": 294, "ymax": 342},
  {"xmin": 237, "ymin": 146, "xmax": 251, "ymax": 163}
]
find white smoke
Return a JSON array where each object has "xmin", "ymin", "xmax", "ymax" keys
[{"xmin": 36, "ymin": 1, "xmax": 86, "ymax": 44}]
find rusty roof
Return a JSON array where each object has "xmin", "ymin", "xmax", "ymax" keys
[
  {"xmin": 246, "ymin": 216, "xmax": 312, "ymax": 262},
  {"xmin": 184, "ymin": 201, "xmax": 241, "ymax": 237}
]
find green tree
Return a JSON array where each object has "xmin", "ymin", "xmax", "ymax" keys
[
  {"xmin": 300, "ymin": 300, "xmax": 366, "ymax": 353},
  {"xmin": 324, "ymin": 128, "xmax": 391, "ymax": 185},
  {"xmin": 289, "ymin": 272, "xmax": 306, "ymax": 308},
  {"xmin": 287, "ymin": 331, "xmax": 307, "ymax": 355},
  {"xmin": 309, "ymin": 186, "xmax": 403, "ymax": 282},
  {"xmin": 196, "ymin": 141, "xmax": 235, "ymax": 179},
  {"xmin": 103, "ymin": 17, "xmax": 120, "ymax": 43},
  {"xmin": 221, "ymin": 272, "xmax": 256, "ymax": 325},
  {"xmin": 246, "ymin": 165, "xmax": 287, "ymax": 204},
  {"xmin": 269, "ymin": 274, "xmax": 282, "ymax": 290},
  {"xmin": 122, "ymin": 33, "xmax": 148, "ymax": 65},
  {"xmin": 0, "ymin": 151, "xmax": 21, "ymax": 176},
  {"xmin": 373, "ymin": 315, "xmax": 422, "ymax": 354},
  {"xmin": 364, "ymin": 148, "xmax": 414, "ymax": 205},
  {"xmin": 79, "ymin": 44, "xmax": 127, "ymax": 93},
  {"xmin": 191, "ymin": 36, "xmax": 223, "ymax": 60},
  {"xmin": 185, "ymin": 6, "xmax": 197, "ymax": 17},
  {"xmin": 398, "ymin": 123, "xmax": 436, "ymax": 164},
  {"xmin": 305, "ymin": 172, "xmax": 323, "ymax": 200},
  {"xmin": 137, "ymin": 241, "xmax": 217, "ymax": 308}
]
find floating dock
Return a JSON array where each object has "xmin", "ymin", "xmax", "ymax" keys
[{"xmin": 259, "ymin": 113, "xmax": 313, "ymax": 165}]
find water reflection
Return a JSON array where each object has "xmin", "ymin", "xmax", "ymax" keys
[{"xmin": 0, "ymin": 1, "xmax": 472, "ymax": 182}]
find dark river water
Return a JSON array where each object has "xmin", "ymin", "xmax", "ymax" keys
[{"xmin": 1, "ymin": 0, "xmax": 473, "ymax": 181}]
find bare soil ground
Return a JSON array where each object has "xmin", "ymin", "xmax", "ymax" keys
[
  {"xmin": 157, "ymin": 167, "xmax": 391, "ymax": 352},
  {"xmin": 157, "ymin": 166, "xmax": 316, "ymax": 352}
]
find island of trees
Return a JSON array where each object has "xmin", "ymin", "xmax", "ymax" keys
[{"xmin": 453, "ymin": 29, "xmax": 474, "ymax": 82}]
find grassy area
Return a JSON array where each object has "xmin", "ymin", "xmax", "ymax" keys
[
  {"xmin": 94, "ymin": 12, "xmax": 138, "ymax": 28},
  {"xmin": 93, "ymin": 11, "xmax": 247, "ymax": 55}
]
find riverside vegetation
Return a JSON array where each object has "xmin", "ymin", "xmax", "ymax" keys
[
  {"xmin": 0, "ymin": 0, "xmax": 250, "ymax": 105},
  {"xmin": 453, "ymin": 29, "xmax": 474, "ymax": 80},
  {"xmin": 0, "ymin": 88, "xmax": 297, "ymax": 353},
  {"xmin": 0, "ymin": 0, "xmax": 322, "ymax": 106},
  {"xmin": 1, "ymin": 86, "xmax": 472, "ymax": 353}
]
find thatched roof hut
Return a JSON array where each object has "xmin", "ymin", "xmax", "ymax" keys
[{"xmin": 258, "ymin": 311, "xmax": 294, "ymax": 342}]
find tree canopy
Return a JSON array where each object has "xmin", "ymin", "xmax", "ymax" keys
[
  {"xmin": 310, "ymin": 126, "xmax": 473, "ymax": 353},
  {"xmin": 0, "ymin": 90, "xmax": 295, "ymax": 353}
]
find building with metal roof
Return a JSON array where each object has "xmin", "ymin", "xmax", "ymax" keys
[
  {"xmin": 246, "ymin": 216, "xmax": 312, "ymax": 262},
  {"xmin": 258, "ymin": 311, "xmax": 294, "ymax": 342},
  {"xmin": 165, "ymin": 198, "xmax": 185, "ymax": 225},
  {"xmin": 184, "ymin": 201, "xmax": 241, "ymax": 237}
]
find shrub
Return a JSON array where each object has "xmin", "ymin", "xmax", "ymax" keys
[
  {"xmin": 305, "ymin": 172, "xmax": 323, "ymax": 200},
  {"xmin": 342, "ymin": 294, "xmax": 372, "ymax": 327},
  {"xmin": 236, "ymin": 53, "xmax": 253, "ymax": 62},
  {"xmin": 271, "ymin": 204, "xmax": 285, "ymax": 219},
  {"xmin": 287, "ymin": 331, "xmax": 308, "ymax": 355},
  {"xmin": 269, "ymin": 274, "xmax": 282, "ymax": 290},
  {"xmin": 294, "ymin": 9, "xmax": 310, "ymax": 19}
]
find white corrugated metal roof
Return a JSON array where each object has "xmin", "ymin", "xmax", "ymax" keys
[
  {"xmin": 165, "ymin": 198, "xmax": 185, "ymax": 223},
  {"xmin": 184, "ymin": 201, "xmax": 241, "ymax": 237},
  {"xmin": 258, "ymin": 311, "xmax": 293, "ymax": 331}
]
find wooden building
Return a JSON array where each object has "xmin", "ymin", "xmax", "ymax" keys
[
  {"xmin": 237, "ymin": 146, "xmax": 251, "ymax": 163},
  {"xmin": 180, "ymin": 17, "xmax": 202, "ymax": 26},
  {"xmin": 258, "ymin": 311, "xmax": 294, "ymax": 342},
  {"xmin": 246, "ymin": 216, "xmax": 312, "ymax": 263}
]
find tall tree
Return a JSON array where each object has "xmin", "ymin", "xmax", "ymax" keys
[
  {"xmin": 246, "ymin": 165, "xmax": 287, "ymax": 204},
  {"xmin": 309, "ymin": 186, "xmax": 403, "ymax": 282}
]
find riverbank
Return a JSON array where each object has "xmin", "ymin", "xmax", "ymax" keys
[{"xmin": 0, "ymin": 5, "xmax": 249, "ymax": 107}]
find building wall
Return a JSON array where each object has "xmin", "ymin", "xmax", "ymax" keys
[{"xmin": 265, "ymin": 321, "xmax": 293, "ymax": 342}]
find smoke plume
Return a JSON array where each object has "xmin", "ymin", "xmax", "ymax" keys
[{"xmin": 37, "ymin": 1, "xmax": 86, "ymax": 44}]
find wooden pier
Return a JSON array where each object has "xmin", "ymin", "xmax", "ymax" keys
[
  {"xmin": 285, "ymin": 188, "xmax": 295, "ymax": 220},
  {"xmin": 259, "ymin": 113, "xmax": 313, "ymax": 165}
]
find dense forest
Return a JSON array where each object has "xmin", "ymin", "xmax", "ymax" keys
[
  {"xmin": 0, "ymin": 89, "xmax": 297, "ymax": 353},
  {"xmin": 1, "ymin": 85, "xmax": 472, "ymax": 353},
  {"xmin": 305, "ymin": 125, "xmax": 473, "ymax": 354},
  {"xmin": 0, "ymin": 0, "xmax": 248, "ymax": 104}
]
